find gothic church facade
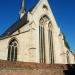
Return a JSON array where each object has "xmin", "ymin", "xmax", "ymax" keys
[{"xmin": 0, "ymin": 0, "xmax": 75, "ymax": 64}]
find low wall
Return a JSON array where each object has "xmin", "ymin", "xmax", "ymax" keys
[{"xmin": 0, "ymin": 60, "xmax": 74, "ymax": 75}]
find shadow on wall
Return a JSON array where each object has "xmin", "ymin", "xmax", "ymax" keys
[{"xmin": 64, "ymin": 64, "xmax": 75, "ymax": 75}]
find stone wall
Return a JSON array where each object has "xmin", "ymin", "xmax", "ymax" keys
[
  {"xmin": 0, "ymin": 69, "xmax": 65, "ymax": 75},
  {"xmin": 0, "ymin": 60, "xmax": 75, "ymax": 75}
]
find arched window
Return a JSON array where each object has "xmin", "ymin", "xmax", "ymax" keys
[
  {"xmin": 7, "ymin": 38, "xmax": 18, "ymax": 61},
  {"xmin": 39, "ymin": 15, "xmax": 49, "ymax": 63},
  {"xmin": 66, "ymin": 51, "xmax": 70, "ymax": 64},
  {"xmin": 48, "ymin": 22, "xmax": 54, "ymax": 64},
  {"xmin": 39, "ymin": 15, "xmax": 54, "ymax": 64},
  {"xmin": 43, "ymin": 5, "xmax": 48, "ymax": 10}
]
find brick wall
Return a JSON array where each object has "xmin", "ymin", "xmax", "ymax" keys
[
  {"xmin": 0, "ymin": 60, "xmax": 74, "ymax": 75},
  {"xmin": 0, "ymin": 69, "xmax": 65, "ymax": 75}
]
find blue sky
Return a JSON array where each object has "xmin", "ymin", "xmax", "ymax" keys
[{"xmin": 0, "ymin": 0, "xmax": 75, "ymax": 52}]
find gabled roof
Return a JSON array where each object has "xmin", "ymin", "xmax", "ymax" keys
[
  {"xmin": 0, "ymin": 0, "xmax": 40, "ymax": 38},
  {"xmin": 0, "ymin": 13, "xmax": 29, "ymax": 38}
]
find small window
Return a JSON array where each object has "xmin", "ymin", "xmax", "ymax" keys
[{"xmin": 43, "ymin": 5, "xmax": 48, "ymax": 10}]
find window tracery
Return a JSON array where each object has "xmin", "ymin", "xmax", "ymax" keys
[
  {"xmin": 39, "ymin": 15, "xmax": 54, "ymax": 63},
  {"xmin": 7, "ymin": 39, "xmax": 18, "ymax": 62}
]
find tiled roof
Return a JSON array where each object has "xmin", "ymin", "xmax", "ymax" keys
[
  {"xmin": 0, "ymin": 13, "xmax": 29, "ymax": 38},
  {"xmin": 0, "ymin": 0, "xmax": 40, "ymax": 38}
]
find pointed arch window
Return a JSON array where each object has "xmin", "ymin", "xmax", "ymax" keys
[
  {"xmin": 39, "ymin": 15, "xmax": 54, "ymax": 64},
  {"xmin": 66, "ymin": 51, "xmax": 70, "ymax": 64},
  {"xmin": 48, "ymin": 22, "xmax": 54, "ymax": 64},
  {"xmin": 39, "ymin": 15, "xmax": 49, "ymax": 63},
  {"xmin": 7, "ymin": 39, "xmax": 18, "ymax": 61},
  {"xmin": 43, "ymin": 5, "xmax": 48, "ymax": 10},
  {"xmin": 39, "ymin": 16, "xmax": 46, "ymax": 63}
]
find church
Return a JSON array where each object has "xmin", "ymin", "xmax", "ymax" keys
[{"xmin": 0, "ymin": 0, "xmax": 75, "ymax": 64}]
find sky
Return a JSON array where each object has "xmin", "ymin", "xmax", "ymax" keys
[{"xmin": 0, "ymin": 0, "xmax": 75, "ymax": 52}]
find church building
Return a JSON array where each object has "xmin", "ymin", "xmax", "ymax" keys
[{"xmin": 0, "ymin": 0, "xmax": 75, "ymax": 64}]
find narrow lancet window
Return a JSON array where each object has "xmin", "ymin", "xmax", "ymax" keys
[
  {"xmin": 39, "ymin": 25, "xmax": 45, "ymax": 63},
  {"xmin": 48, "ymin": 23, "xmax": 54, "ymax": 64},
  {"xmin": 39, "ymin": 17, "xmax": 46, "ymax": 63},
  {"xmin": 66, "ymin": 51, "xmax": 70, "ymax": 64}
]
